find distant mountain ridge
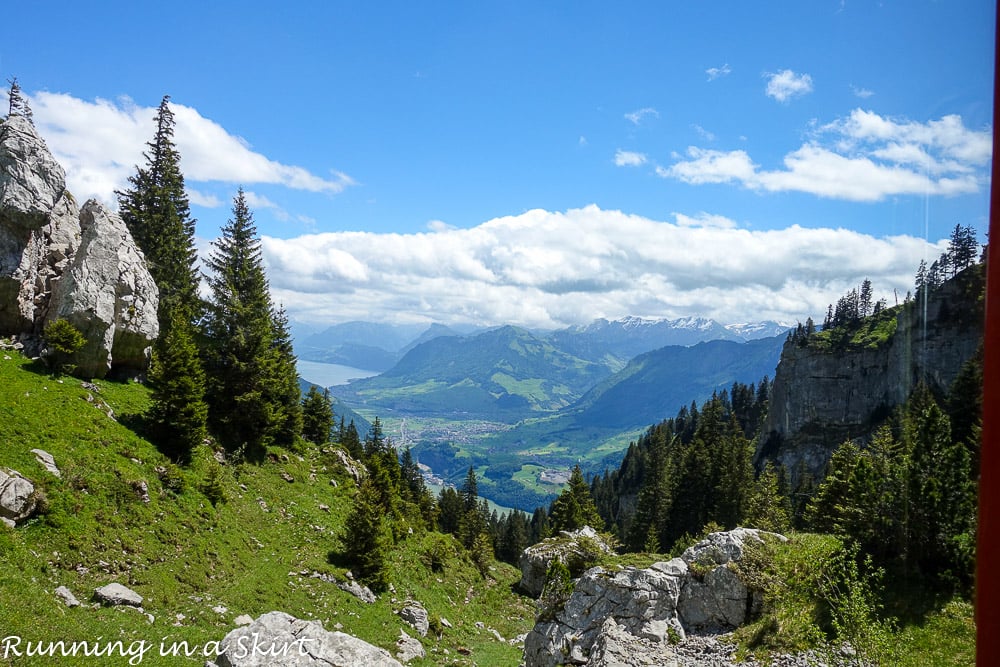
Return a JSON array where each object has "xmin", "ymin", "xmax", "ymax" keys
[{"xmin": 294, "ymin": 317, "xmax": 790, "ymax": 372}]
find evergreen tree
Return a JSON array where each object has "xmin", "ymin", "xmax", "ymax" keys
[
  {"xmin": 302, "ymin": 386, "xmax": 333, "ymax": 445},
  {"xmin": 549, "ymin": 465, "xmax": 604, "ymax": 533},
  {"xmin": 264, "ymin": 305, "xmax": 303, "ymax": 446},
  {"xmin": 342, "ymin": 477, "xmax": 392, "ymax": 592},
  {"xmin": 437, "ymin": 486, "xmax": 463, "ymax": 536},
  {"xmin": 745, "ymin": 462, "xmax": 790, "ymax": 533},
  {"xmin": 5, "ymin": 77, "xmax": 32, "ymax": 121},
  {"xmin": 904, "ymin": 386, "xmax": 975, "ymax": 580},
  {"xmin": 117, "ymin": 96, "xmax": 201, "ymax": 325},
  {"xmin": 147, "ymin": 314, "xmax": 208, "ymax": 462},
  {"xmin": 203, "ymin": 189, "xmax": 287, "ymax": 458},
  {"xmin": 530, "ymin": 506, "xmax": 551, "ymax": 543}
]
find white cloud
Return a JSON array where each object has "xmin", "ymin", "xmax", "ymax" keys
[
  {"xmin": 851, "ymin": 84, "xmax": 875, "ymax": 99},
  {"xmin": 692, "ymin": 124, "xmax": 716, "ymax": 142},
  {"xmin": 614, "ymin": 149, "xmax": 648, "ymax": 167},
  {"xmin": 625, "ymin": 107, "xmax": 659, "ymax": 125},
  {"xmin": 765, "ymin": 69, "xmax": 814, "ymax": 102},
  {"xmin": 24, "ymin": 91, "xmax": 355, "ymax": 206},
  {"xmin": 660, "ymin": 109, "xmax": 991, "ymax": 201},
  {"xmin": 262, "ymin": 205, "xmax": 944, "ymax": 329},
  {"xmin": 706, "ymin": 63, "xmax": 732, "ymax": 81}
]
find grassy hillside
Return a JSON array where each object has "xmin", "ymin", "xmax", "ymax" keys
[{"xmin": 0, "ymin": 354, "xmax": 534, "ymax": 666}]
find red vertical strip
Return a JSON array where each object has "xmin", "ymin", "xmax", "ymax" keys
[{"xmin": 977, "ymin": 5, "xmax": 1000, "ymax": 664}]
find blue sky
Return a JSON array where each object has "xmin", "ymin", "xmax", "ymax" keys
[{"xmin": 2, "ymin": 1, "xmax": 994, "ymax": 329}]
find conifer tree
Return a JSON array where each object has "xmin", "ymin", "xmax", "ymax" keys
[
  {"xmin": 117, "ymin": 96, "xmax": 201, "ymax": 324},
  {"xmin": 549, "ymin": 465, "xmax": 604, "ymax": 533},
  {"xmin": 147, "ymin": 314, "xmax": 208, "ymax": 462},
  {"xmin": 203, "ymin": 189, "xmax": 281, "ymax": 458},
  {"xmin": 265, "ymin": 305, "xmax": 303, "ymax": 445},
  {"xmin": 5, "ymin": 77, "xmax": 32, "ymax": 122},
  {"xmin": 302, "ymin": 386, "xmax": 334, "ymax": 445},
  {"xmin": 342, "ymin": 477, "xmax": 392, "ymax": 592}
]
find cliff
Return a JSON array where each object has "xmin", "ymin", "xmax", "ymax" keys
[
  {"xmin": 0, "ymin": 113, "xmax": 158, "ymax": 377},
  {"xmin": 757, "ymin": 265, "xmax": 984, "ymax": 480}
]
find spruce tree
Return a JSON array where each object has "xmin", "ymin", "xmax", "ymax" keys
[
  {"xmin": 147, "ymin": 314, "xmax": 208, "ymax": 462},
  {"xmin": 302, "ymin": 386, "xmax": 333, "ymax": 445},
  {"xmin": 342, "ymin": 477, "xmax": 392, "ymax": 592},
  {"xmin": 265, "ymin": 305, "xmax": 303, "ymax": 445},
  {"xmin": 203, "ymin": 189, "xmax": 279, "ymax": 458},
  {"xmin": 118, "ymin": 95, "xmax": 207, "ymax": 461},
  {"xmin": 117, "ymin": 96, "xmax": 201, "ymax": 324}
]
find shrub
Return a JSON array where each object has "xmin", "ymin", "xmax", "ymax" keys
[{"xmin": 42, "ymin": 318, "xmax": 85, "ymax": 374}]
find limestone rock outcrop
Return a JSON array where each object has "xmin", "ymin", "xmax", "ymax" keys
[
  {"xmin": 215, "ymin": 611, "xmax": 403, "ymax": 667},
  {"xmin": 0, "ymin": 113, "xmax": 158, "ymax": 378},
  {"xmin": 94, "ymin": 582, "xmax": 144, "ymax": 607},
  {"xmin": 519, "ymin": 525, "xmax": 615, "ymax": 597},
  {"xmin": 523, "ymin": 528, "xmax": 785, "ymax": 667}
]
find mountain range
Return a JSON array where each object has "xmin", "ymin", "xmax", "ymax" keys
[{"xmin": 295, "ymin": 316, "xmax": 789, "ymax": 372}]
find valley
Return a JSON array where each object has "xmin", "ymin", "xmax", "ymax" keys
[{"xmin": 300, "ymin": 318, "xmax": 788, "ymax": 510}]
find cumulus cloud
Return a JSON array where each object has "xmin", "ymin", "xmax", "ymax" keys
[
  {"xmin": 614, "ymin": 149, "xmax": 648, "ymax": 167},
  {"xmin": 262, "ymin": 205, "xmax": 943, "ymax": 330},
  {"xmin": 23, "ymin": 90, "xmax": 354, "ymax": 205},
  {"xmin": 706, "ymin": 64, "xmax": 732, "ymax": 81},
  {"xmin": 625, "ymin": 107, "xmax": 659, "ymax": 125},
  {"xmin": 660, "ymin": 109, "xmax": 991, "ymax": 201},
  {"xmin": 765, "ymin": 69, "xmax": 814, "ymax": 102}
]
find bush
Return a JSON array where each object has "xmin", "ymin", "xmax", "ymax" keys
[{"xmin": 42, "ymin": 318, "xmax": 85, "ymax": 374}]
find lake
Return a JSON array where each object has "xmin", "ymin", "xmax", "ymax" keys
[{"xmin": 296, "ymin": 359, "xmax": 380, "ymax": 387}]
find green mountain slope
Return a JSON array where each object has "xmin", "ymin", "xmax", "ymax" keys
[
  {"xmin": 338, "ymin": 325, "xmax": 612, "ymax": 420},
  {"xmin": 0, "ymin": 354, "xmax": 533, "ymax": 666}
]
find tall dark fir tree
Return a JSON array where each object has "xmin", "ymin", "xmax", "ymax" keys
[
  {"xmin": 117, "ymin": 95, "xmax": 207, "ymax": 459},
  {"xmin": 203, "ymin": 188, "xmax": 301, "ymax": 458},
  {"xmin": 117, "ymin": 96, "xmax": 201, "ymax": 323}
]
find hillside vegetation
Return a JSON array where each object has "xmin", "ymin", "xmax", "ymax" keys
[{"xmin": 0, "ymin": 354, "xmax": 534, "ymax": 666}]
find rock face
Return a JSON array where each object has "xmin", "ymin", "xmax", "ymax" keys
[
  {"xmin": 758, "ymin": 267, "xmax": 983, "ymax": 482},
  {"xmin": 523, "ymin": 528, "xmax": 785, "ymax": 667},
  {"xmin": 215, "ymin": 611, "xmax": 403, "ymax": 667},
  {"xmin": 0, "ymin": 113, "xmax": 158, "ymax": 378},
  {"xmin": 519, "ymin": 526, "xmax": 615, "ymax": 597}
]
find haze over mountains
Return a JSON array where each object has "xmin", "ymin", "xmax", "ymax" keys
[{"xmin": 295, "ymin": 316, "xmax": 789, "ymax": 373}]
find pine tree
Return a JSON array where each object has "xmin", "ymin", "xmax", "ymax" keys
[
  {"xmin": 6, "ymin": 77, "xmax": 32, "ymax": 122},
  {"xmin": 203, "ymin": 189, "xmax": 282, "ymax": 459},
  {"xmin": 745, "ymin": 462, "xmax": 790, "ymax": 533},
  {"xmin": 264, "ymin": 305, "xmax": 303, "ymax": 446},
  {"xmin": 549, "ymin": 465, "xmax": 604, "ymax": 533},
  {"xmin": 117, "ymin": 96, "xmax": 201, "ymax": 325},
  {"xmin": 342, "ymin": 477, "xmax": 392, "ymax": 592},
  {"xmin": 147, "ymin": 313, "xmax": 208, "ymax": 462},
  {"xmin": 302, "ymin": 386, "xmax": 334, "ymax": 445}
]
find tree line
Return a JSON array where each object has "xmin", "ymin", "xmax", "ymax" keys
[{"xmin": 115, "ymin": 96, "xmax": 303, "ymax": 462}]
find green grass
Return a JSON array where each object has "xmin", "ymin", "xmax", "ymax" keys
[{"xmin": 0, "ymin": 354, "xmax": 534, "ymax": 666}]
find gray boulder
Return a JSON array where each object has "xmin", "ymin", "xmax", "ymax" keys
[
  {"xmin": 519, "ymin": 525, "xmax": 614, "ymax": 597},
  {"xmin": 394, "ymin": 630, "xmax": 425, "ymax": 663},
  {"xmin": 31, "ymin": 448, "xmax": 60, "ymax": 478},
  {"xmin": 94, "ymin": 582, "xmax": 143, "ymax": 607},
  {"xmin": 54, "ymin": 585, "xmax": 80, "ymax": 608},
  {"xmin": 0, "ymin": 113, "xmax": 158, "ymax": 377},
  {"xmin": 216, "ymin": 611, "xmax": 403, "ymax": 667},
  {"xmin": 0, "ymin": 469, "xmax": 37, "ymax": 524},
  {"xmin": 398, "ymin": 601, "xmax": 429, "ymax": 637},
  {"xmin": 46, "ymin": 200, "xmax": 158, "ymax": 377},
  {"xmin": 523, "ymin": 528, "xmax": 785, "ymax": 667}
]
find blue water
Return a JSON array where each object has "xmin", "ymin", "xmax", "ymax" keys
[{"xmin": 297, "ymin": 360, "xmax": 379, "ymax": 387}]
